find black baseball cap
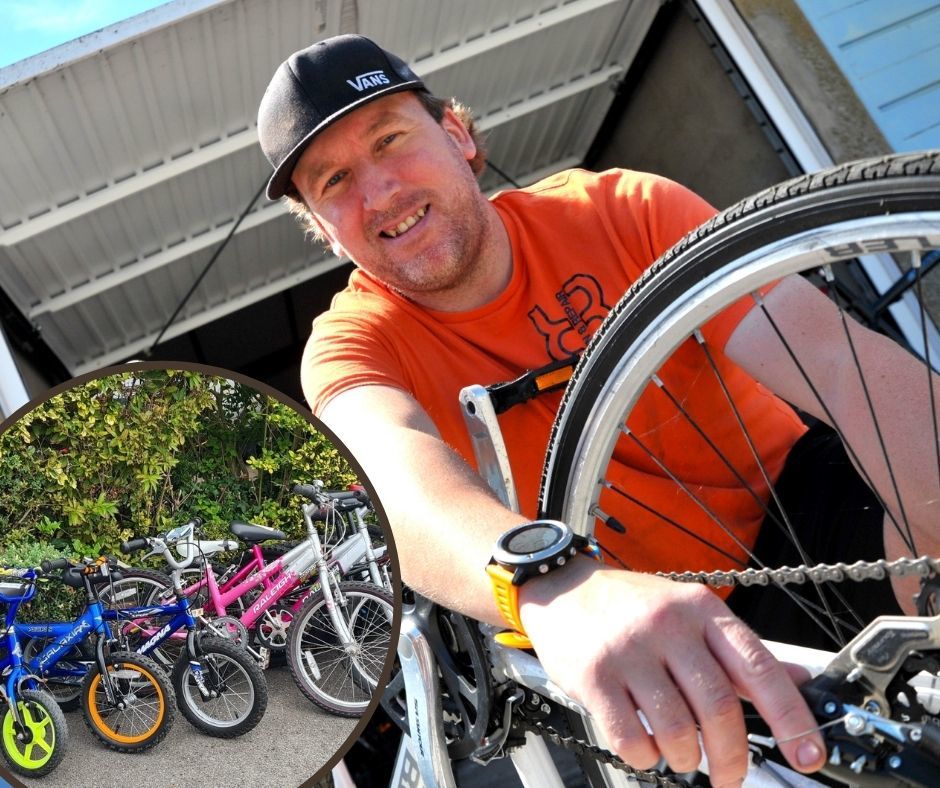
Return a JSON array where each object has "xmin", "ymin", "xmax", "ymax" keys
[{"xmin": 258, "ymin": 35, "xmax": 427, "ymax": 200}]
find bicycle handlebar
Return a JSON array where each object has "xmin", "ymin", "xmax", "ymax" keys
[
  {"xmin": 120, "ymin": 537, "xmax": 149, "ymax": 554},
  {"xmin": 292, "ymin": 483, "xmax": 321, "ymax": 501},
  {"xmin": 293, "ymin": 483, "xmax": 370, "ymax": 508},
  {"xmin": 40, "ymin": 557, "xmax": 70, "ymax": 573}
]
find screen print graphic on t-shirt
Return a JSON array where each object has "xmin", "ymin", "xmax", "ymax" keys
[{"xmin": 527, "ymin": 273, "xmax": 612, "ymax": 361}]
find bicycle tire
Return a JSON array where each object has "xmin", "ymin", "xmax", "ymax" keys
[
  {"xmin": 171, "ymin": 636, "xmax": 268, "ymax": 738},
  {"xmin": 80, "ymin": 651, "xmax": 175, "ymax": 752},
  {"xmin": 21, "ymin": 637, "xmax": 86, "ymax": 711},
  {"xmin": 0, "ymin": 688, "xmax": 68, "ymax": 778},
  {"xmin": 538, "ymin": 151, "xmax": 940, "ymax": 786},
  {"xmin": 99, "ymin": 568, "xmax": 187, "ymax": 668},
  {"xmin": 286, "ymin": 580, "xmax": 394, "ymax": 717}
]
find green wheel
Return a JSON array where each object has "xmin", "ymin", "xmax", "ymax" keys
[{"xmin": 0, "ymin": 688, "xmax": 68, "ymax": 777}]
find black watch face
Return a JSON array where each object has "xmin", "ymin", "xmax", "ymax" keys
[
  {"xmin": 495, "ymin": 520, "xmax": 571, "ymax": 568},
  {"xmin": 505, "ymin": 523, "xmax": 559, "ymax": 555}
]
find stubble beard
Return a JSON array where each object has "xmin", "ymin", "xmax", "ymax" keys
[{"xmin": 374, "ymin": 171, "xmax": 491, "ymax": 305}]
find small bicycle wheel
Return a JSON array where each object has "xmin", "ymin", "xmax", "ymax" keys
[
  {"xmin": 99, "ymin": 568, "xmax": 187, "ymax": 668},
  {"xmin": 98, "ymin": 567, "xmax": 172, "ymax": 608},
  {"xmin": 81, "ymin": 651, "xmax": 175, "ymax": 752},
  {"xmin": 0, "ymin": 688, "xmax": 68, "ymax": 777},
  {"xmin": 171, "ymin": 636, "xmax": 268, "ymax": 738},
  {"xmin": 286, "ymin": 580, "xmax": 394, "ymax": 717},
  {"xmin": 21, "ymin": 637, "xmax": 86, "ymax": 710}
]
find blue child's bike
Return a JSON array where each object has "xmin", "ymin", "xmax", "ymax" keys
[
  {"xmin": 15, "ymin": 556, "xmax": 175, "ymax": 753},
  {"xmin": 0, "ymin": 569, "xmax": 68, "ymax": 777}
]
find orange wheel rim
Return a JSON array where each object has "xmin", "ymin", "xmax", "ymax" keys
[{"xmin": 86, "ymin": 661, "xmax": 165, "ymax": 744}]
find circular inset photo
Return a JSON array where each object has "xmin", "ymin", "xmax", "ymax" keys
[{"xmin": 0, "ymin": 362, "xmax": 400, "ymax": 788}]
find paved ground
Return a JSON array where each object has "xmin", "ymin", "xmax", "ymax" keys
[{"xmin": 3, "ymin": 664, "xmax": 359, "ymax": 788}]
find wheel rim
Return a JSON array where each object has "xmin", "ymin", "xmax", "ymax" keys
[
  {"xmin": 180, "ymin": 653, "xmax": 255, "ymax": 727},
  {"xmin": 294, "ymin": 588, "xmax": 392, "ymax": 710},
  {"xmin": 543, "ymin": 203, "xmax": 940, "ymax": 650},
  {"xmin": 2, "ymin": 701, "xmax": 55, "ymax": 770},
  {"xmin": 87, "ymin": 661, "xmax": 166, "ymax": 744}
]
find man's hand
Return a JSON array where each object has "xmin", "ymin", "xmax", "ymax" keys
[{"xmin": 519, "ymin": 561, "xmax": 827, "ymax": 787}]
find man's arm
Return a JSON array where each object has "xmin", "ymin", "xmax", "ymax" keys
[
  {"xmin": 725, "ymin": 274, "xmax": 940, "ymax": 576},
  {"xmin": 320, "ymin": 384, "xmax": 525, "ymax": 625},
  {"xmin": 320, "ymin": 383, "xmax": 826, "ymax": 784}
]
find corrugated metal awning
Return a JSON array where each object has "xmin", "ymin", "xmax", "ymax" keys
[{"xmin": 0, "ymin": 0, "xmax": 661, "ymax": 375}]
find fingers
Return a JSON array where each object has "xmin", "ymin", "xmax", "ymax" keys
[
  {"xmin": 584, "ymin": 615, "xmax": 823, "ymax": 785},
  {"xmin": 662, "ymin": 648, "xmax": 749, "ymax": 784},
  {"xmin": 708, "ymin": 614, "xmax": 827, "ymax": 774},
  {"xmin": 582, "ymin": 642, "xmax": 746, "ymax": 783},
  {"xmin": 578, "ymin": 672, "xmax": 661, "ymax": 770},
  {"xmin": 626, "ymin": 663, "xmax": 707, "ymax": 775}
]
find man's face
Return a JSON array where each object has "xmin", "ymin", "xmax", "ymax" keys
[{"xmin": 291, "ymin": 92, "xmax": 489, "ymax": 305}]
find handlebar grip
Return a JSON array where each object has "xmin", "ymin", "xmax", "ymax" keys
[
  {"xmin": 120, "ymin": 537, "xmax": 149, "ymax": 554},
  {"xmin": 293, "ymin": 484, "xmax": 321, "ymax": 501},
  {"xmin": 40, "ymin": 557, "xmax": 70, "ymax": 573}
]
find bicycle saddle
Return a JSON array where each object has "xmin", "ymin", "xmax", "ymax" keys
[{"xmin": 229, "ymin": 521, "xmax": 288, "ymax": 544}]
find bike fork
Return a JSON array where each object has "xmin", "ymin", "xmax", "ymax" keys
[{"xmin": 93, "ymin": 635, "xmax": 120, "ymax": 707}]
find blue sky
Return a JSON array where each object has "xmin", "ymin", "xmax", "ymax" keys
[{"xmin": 0, "ymin": 0, "xmax": 171, "ymax": 68}]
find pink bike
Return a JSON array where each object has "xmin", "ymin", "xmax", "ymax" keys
[{"xmin": 106, "ymin": 484, "xmax": 394, "ymax": 716}]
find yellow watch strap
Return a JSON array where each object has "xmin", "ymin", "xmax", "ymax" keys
[{"xmin": 485, "ymin": 563, "xmax": 533, "ymax": 649}]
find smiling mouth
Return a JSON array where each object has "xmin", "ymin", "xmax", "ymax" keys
[{"xmin": 381, "ymin": 205, "xmax": 428, "ymax": 238}]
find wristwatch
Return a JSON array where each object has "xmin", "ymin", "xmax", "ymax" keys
[{"xmin": 486, "ymin": 519, "xmax": 600, "ymax": 649}]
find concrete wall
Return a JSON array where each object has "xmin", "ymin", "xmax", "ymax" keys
[{"xmin": 591, "ymin": 3, "xmax": 791, "ymax": 210}]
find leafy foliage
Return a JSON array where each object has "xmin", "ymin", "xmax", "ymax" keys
[
  {"xmin": 0, "ymin": 541, "xmax": 82, "ymax": 622},
  {"xmin": 0, "ymin": 369, "xmax": 357, "ymax": 561}
]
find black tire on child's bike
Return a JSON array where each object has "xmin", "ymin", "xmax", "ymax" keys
[
  {"xmin": 98, "ymin": 567, "xmax": 173, "ymax": 608},
  {"xmin": 286, "ymin": 580, "xmax": 394, "ymax": 717},
  {"xmin": 537, "ymin": 151, "xmax": 940, "ymax": 786},
  {"xmin": 171, "ymin": 635, "xmax": 268, "ymax": 738},
  {"xmin": 81, "ymin": 651, "xmax": 175, "ymax": 752},
  {"xmin": 0, "ymin": 688, "xmax": 69, "ymax": 778}
]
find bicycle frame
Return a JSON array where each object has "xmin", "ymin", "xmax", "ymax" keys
[
  {"xmin": 1, "ymin": 573, "xmax": 43, "ymax": 728},
  {"xmin": 107, "ymin": 597, "xmax": 198, "ymax": 659},
  {"xmin": 15, "ymin": 562, "xmax": 132, "ymax": 708},
  {"xmin": 391, "ymin": 385, "xmax": 847, "ymax": 788},
  {"xmin": 137, "ymin": 505, "xmax": 372, "ymax": 656}
]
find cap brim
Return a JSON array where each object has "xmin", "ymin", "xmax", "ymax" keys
[{"xmin": 265, "ymin": 80, "xmax": 425, "ymax": 200}]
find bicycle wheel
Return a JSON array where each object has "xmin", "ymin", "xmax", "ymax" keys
[
  {"xmin": 286, "ymin": 580, "xmax": 394, "ymax": 717},
  {"xmin": 0, "ymin": 689, "xmax": 68, "ymax": 778},
  {"xmin": 171, "ymin": 636, "xmax": 267, "ymax": 738},
  {"xmin": 538, "ymin": 152, "xmax": 940, "ymax": 784},
  {"xmin": 21, "ymin": 637, "xmax": 87, "ymax": 710},
  {"xmin": 99, "ymin": 567, "xmax": 172, "ymax": 608},
  {"xmin": 81, "ymin": 651, "xmax": 175, "ymax": 752},
  {"xmin": 99, "ymin": 568, "xmax": 187, "ymax": 668}
]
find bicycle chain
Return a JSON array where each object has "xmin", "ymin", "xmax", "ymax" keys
[
  {"xmin": 657, "ymin": 555, "xmax": 940, "ymax": 588},
  {"xmin": 520, "ymin": 718, "xmax": 693, "ymax": 787},
  {"xmin": 508, "ymin": 556, "xmax": 940, "ymax": 784}
]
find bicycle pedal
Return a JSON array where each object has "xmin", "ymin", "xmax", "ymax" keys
[{"xmin": 259, "ymin": 646, "xmax": 271, "ymax": 670}]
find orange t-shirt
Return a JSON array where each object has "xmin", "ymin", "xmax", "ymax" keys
[{"xmin": 303, "ymin": 168, "xmax": 806, "ymax": 574}]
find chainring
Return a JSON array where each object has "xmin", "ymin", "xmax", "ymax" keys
[
  {"xmin": 255, "ymin": 604, "xmax": 293, "ymax": 650},
  {"xmin": 382, "ymin": 591, "xmax": 494, "ymax": 761}
]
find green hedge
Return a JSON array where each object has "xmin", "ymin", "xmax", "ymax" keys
[{"xmin": 0, "ymin": 368, "xmax": 358, "ymax": 561}]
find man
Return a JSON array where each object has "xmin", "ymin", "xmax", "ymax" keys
[{"xmin": 257, "ymin": 34, "xmax": 938, "ymax": 785}]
